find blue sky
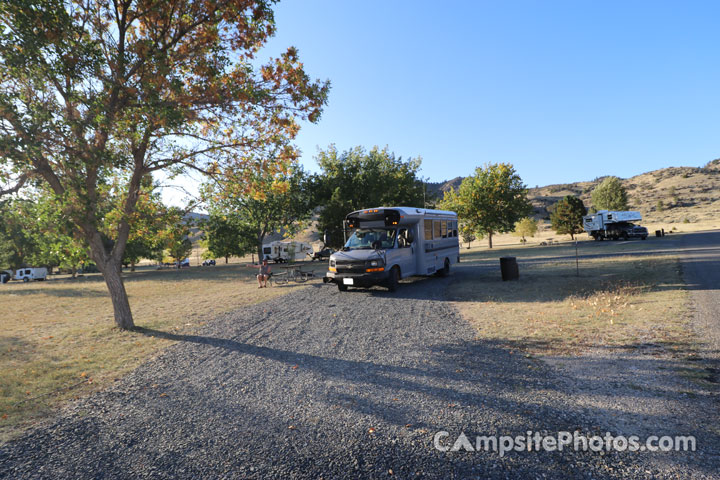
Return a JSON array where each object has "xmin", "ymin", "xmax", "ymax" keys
[
  {"xmin": 161, "ymin": 1, "xmax": 720, "ymax": 205},
  {"xmin": 260, "ymin": 0, "xmax": 720, "ymax": 187}
]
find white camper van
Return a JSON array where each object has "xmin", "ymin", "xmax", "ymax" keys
[
  {"xmin": 14, "ymin": 267, "xmax": 48, "ymax": 282},
  {"xmin": 262, "ymin": 241, "xmax": 313, "ymax": 263},
  {"xmin": 325, "ymin": 207, "xmax": 460, "ymax": 291}
]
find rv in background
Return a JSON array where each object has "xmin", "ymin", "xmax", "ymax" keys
[
  {"xmin": 583, "ymin": 210, "xmax": 649, "ymax": 241},
  {"xmin": 262, "ymin": 241, "xmax": 313, "ymax": 263},
  {"xmin": 13, "ymin": 267, "xmax": 48, "ymax": 282}
]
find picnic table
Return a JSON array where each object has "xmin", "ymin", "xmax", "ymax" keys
[{"xmin": 271, "ymin": 264, "xmax": 315, "ymax": 284}]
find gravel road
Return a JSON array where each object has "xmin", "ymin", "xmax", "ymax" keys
[
  {"xmin": 680, "ymin": 231, "xmax": 720, "ymax": 362},
  {"xmin": 1, "ymin": 257, "xmax": 718, "ymax": 478}
]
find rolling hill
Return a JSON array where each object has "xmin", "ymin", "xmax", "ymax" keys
[{"xmin": 427, "ymin": 158, "xmax": 720, "ymax": 224}]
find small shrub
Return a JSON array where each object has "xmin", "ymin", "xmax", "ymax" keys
[{"xmin": 683, "ymin": 218, "xmax": 691, "ymax": 224}]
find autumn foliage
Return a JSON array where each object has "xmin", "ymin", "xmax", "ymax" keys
[{"xmin": 0, "ymin": 0, "xmax": 329, "ymax": 328}]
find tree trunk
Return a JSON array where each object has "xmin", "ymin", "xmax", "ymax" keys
[
  {"xmin": 256, "ymin": 230, "xmax": 267, "ymax": 264},
  {"xmin": 102, "ymin": 262, "xmax": 135, "ymax": 329},
  {"xmin": 225, "ymin": 256, "xmax": 228, "ymax": 264},
  {"xmin": 130, "ymin": 260, "xmax": 136, "ymax": 272},
  {"xmin": 488, "ymin": 231, "xmax": 494, "ymax": 249}
]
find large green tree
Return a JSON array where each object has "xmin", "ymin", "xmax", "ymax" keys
[
  {"xmin": 550, "ymin": 195, "xmax": 587, "ymax": 240},
  {"xmin": 202, "ymin": 214, "xmax": 256, "ymax": 264},
  {"xmin": 0, "ymin": 194, "xmax": 90, "ymax": 274},
  {"xmin": 0, "ymin": 198, "xmax": 36, "ymax": 269},
  {"xmin": 203, "ymin": 162, "xmax": 316, "ymax": 260},
  {"xmin": 439, "ymin": 163, "xmax": 532, "ymax": 248},
  {"xmin": 316, "ymin": 145, "xmax": 425, "ymax": 247},
  {"xmin": 591, "ymin": 177, "xmax": 628, "ymax": 211},
  {"xmin": 0, "ymin": 0, "xmax": 329, "ymax": 328}
]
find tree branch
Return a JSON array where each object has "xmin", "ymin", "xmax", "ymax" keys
[{"xmin": 0, "ymin": 172, "xmax": 29, "ymax": 197}]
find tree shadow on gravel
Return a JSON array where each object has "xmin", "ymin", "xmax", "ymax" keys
[{"xmin": 133, "ymin": 326, "xmax": 720, "ymax": 477}]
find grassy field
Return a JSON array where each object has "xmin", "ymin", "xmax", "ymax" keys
[
  {"xmin": 452, "ymin": 238, "xmax": 693, "ymax": 355},
  {"xmin": 0, "ymin": 262, "xmax": 318, "ymax": 442},
  {"xmin": 0, "ymin": 235, "xmax": 700, "ymax": 442}
]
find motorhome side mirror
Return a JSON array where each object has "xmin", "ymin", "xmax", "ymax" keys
[{"xmin": 323, "ymin": 230, "xmax": 330, "ymax": 246}]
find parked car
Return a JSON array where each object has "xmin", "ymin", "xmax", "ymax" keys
[
  {"xmin": 202, "ymin": 259, "xmax": 216, "ymax": 266},
  {"xmin": 177, "ymin": 258, "xmax": 190, "ymax": 268},
  {"xmin": 307, "ymin": 248, "xmax": 335, "ymax": 261}
]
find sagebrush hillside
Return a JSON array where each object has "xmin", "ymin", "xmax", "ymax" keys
[{"xmin": 429, "ymin": 159, "xmax": 720, "ymax": 224}]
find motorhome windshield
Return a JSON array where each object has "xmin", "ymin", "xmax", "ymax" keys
[{"xmin": 344, "ymin": 228, "xmax": 396, "ymax": 250}]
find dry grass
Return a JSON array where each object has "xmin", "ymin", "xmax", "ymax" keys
[
  {"xmin": 0, "ymin": 262, "xmax": 316, "ymax": 442},
  {"xmin": 451, "ymin": 244, "xmax": 692, "ymax": 355}
]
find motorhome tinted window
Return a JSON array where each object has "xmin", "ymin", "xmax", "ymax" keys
[
  {"xmin": 441, "ymin": 221, "xmax": 447, "ymax": 238},
  {"xmin": 434, "ymin": 221, "xmax": 441, "ymax": 239},
  {"xmin": 344, "ymin": 228, "xmax": 397, "ymax": 250},
  {"xmin": 424, "ymin": 220, "xmax": 433, "ymax": 239}
]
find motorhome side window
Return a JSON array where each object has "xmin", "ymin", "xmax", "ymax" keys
[
  {"xmin": 424, "ymin": 220, "xmax": 433, "ymax": 240},
  {"xmin": 434, "ymin": 221, "xmax": 441, "ymax": 239},
  {"xmin": 441, "ymin": 221, "xmax": 448, "ymax": 238}
]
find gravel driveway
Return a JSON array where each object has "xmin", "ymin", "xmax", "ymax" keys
[
  {"xmin": 680, "ymin": 231, "xmax": 720, "ymax": 363},
  {"xmin": 1, "ymin": 271, "xmax": 717, "ymax": 478}
]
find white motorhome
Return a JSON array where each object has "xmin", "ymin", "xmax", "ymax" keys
[
  {"xmin": 262, "ymin": 241, "xmax": 313, "ymax": 263},
  {"xmin": 583, "ymin": 210, "xmax": 649, "ymax": 240},
  {"xmin": 325, "ymin": 207, "xmax": 460, "ymax": 291},
  {"xmin": 13, "ymin": 267, "xmax": 48, "ymax": 282}
]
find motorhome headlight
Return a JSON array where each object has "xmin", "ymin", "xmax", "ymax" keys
[
  {"xmin": 329, "ymin": 259, "xmax": 336, "ymax": 268},
  {"xmin": 367, "ymin": 259, "xmax": 384, "ymax": 268}
]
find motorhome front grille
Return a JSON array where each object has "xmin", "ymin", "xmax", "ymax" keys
[{"xmin": 335, "ymin": 261, "xmax": 366, "ymax": 273}]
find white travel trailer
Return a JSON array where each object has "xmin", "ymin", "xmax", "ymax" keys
[
  {"xmin": 13, "ymin": 267, "xmax": 48, "ymax": 282},
  {"xmin": 325, "ymin": 207, "xmax": 460, "ymax": 291},
  {"xmin": 262, "ymin": 240, "xmax": 313, "ymax": 263}
]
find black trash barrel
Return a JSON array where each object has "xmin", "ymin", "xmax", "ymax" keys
[
  {"xmin": 500, "ymin": 256, "xmax": 519, "ymax": 281},
  {"xmin": 655, "ymin": 230, "xmax": 662, "ymax": 237}
]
